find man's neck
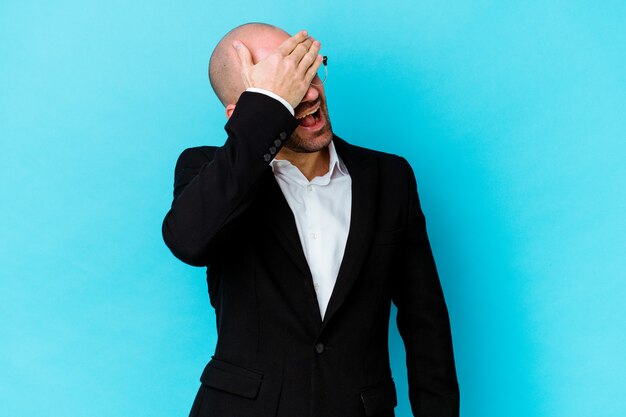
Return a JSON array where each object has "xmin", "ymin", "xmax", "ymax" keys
[{"xmin": 275, "ymin": 146, "xmax": 330, "ymax": 182}]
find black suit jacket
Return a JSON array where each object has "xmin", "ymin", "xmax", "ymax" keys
[{"xmin": 162, "ymin": 92, "xmax": 459, "ymax": 417}]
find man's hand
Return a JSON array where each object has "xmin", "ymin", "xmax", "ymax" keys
[{"xmin": 232, "ymin": 30, "xmax": 323, "ymax": 109}]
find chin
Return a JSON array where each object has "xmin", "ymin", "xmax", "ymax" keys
[
  {"xmin": 287, "ymin": 109, "xmax": 334, "ymax": 153},
  {"xmin": 286, "ymin": 129, "xmax": 333, "ymax": 153}
]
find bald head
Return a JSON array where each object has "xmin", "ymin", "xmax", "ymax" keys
[{"xmin": 209, "ymin": 23, "xmax": 289, "ymax": 106}]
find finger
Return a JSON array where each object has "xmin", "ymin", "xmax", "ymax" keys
[
  {"xmin": 304, "ymin": 54, "xmax": 324, "ymax": 84},
  {"xmin": 298, "ymin": 40, "xmax": 321, "ymax": 74},
  {"xmin": 232, "ymin": 41, "xmax": 253, "ymax": 70},
  {"xmin": 277, "ymin": 30, "xmax": 309, "ymax": 56},
  {"xmin": 288, "ymin": 38, "xmax": 314, "ymax": 64}
]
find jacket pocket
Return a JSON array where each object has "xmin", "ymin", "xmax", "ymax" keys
[
  {"xmin": 360, "ymin": 378, "xmax": 398, "ymax": 416},
  {"xmin": 200, "ymin": 356, "xmax": 264, "ymax": 399}
]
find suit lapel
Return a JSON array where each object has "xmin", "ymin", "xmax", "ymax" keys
[
  {"xmin": 259, "ymin": 168, "xmax": 324, "ymax": 326},
  {"xmin": 258, "ymin": 135, "xmax": 378, "ymax": 331},
  {"xmin": 320, "ymin": 135, "xmax": 378, "ymax": 331},
  {"xmin": 261, "ymin": 169, "xmax": 312, "ymax": 278}
]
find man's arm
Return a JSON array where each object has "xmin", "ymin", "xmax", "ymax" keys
[
  {"xmin": 390, "ymin": 157, "xmax": 460, "ymax": 416},
  {"xmin": 162, "ymin": 30, "xmax": 323, "ymax": 266},
  {"xmin": 162, "ymin": 92, "xmax": 299, "ymax": 266}
]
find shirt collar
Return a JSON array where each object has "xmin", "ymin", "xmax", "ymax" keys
[
  {"xmin": 327, "ymin": 139, "xmax": 349, "ymax": 177},
  {"xmin": 270, "ymin": 139, "xmax": 349, "ymax": 184}
]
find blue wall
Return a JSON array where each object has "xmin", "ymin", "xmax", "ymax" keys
[{"xmin": 1, "ymin": 1, "xmax": 624, "ymax": 416}]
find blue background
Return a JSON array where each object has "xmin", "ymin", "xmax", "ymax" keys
[{"xmin": 1, "ymin": 1, "xmax": 625, "ymax": 416}]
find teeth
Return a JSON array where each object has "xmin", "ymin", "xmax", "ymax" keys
[{"xmin": 296, "ymin": 104, "xmax": 320, "ymax": 119}]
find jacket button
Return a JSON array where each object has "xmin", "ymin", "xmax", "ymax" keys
[
  {"xmin": 274, "ymin": 139, "xmax": 282, "ymax": 147},
  {"xmin": 269, "ymin": 146, "xmax": 277, "ymax": 154},
  {"xmin": 314, "ymin": 343, "xmax": 325, "ymax": 354},
  {"xmin": 279, "ymin": 131, "xmax": 287, "ymax": 140},
  {"xmin": 263, "ymin": 153, "xmax": 271, "ymax": 162}
]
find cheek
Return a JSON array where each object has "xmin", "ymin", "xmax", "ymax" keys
[{"xmin": 321, "ymin": 106, "xmax": 332, "ymax": 126}]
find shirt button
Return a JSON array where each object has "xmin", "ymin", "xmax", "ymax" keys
[
  {"xmin": 274, "ymin": 139, "xmax": 282, "ymax": 147},
  {"xmin": 309, "ymin": 232, "xmax": 317, "ymax": 239},
  {"xmin": 269, "ymin": 146, "xmax": 277, "ymax": 154},
  {"xmin": 313, "ymin": 282, "xmax": 319, "ymax": 290},
  {"xmin": 307, "ymin": 184, "xmax": 313, "ymax": 192},
  {"xmin": 263, "ymin": 153, "xmax": 271, "ymax": 162},
  {"xmin": 314, "ymin": 343, "xmax": 325, "ymax": 354},
  {"xmin": 280, "ymin": 132, "xmax": 287, "ymax": 140}
]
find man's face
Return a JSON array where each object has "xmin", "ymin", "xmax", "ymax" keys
[
  {"xmin": 288, "ymin": 78, "xmax": 333, "ymax": 153},
  {"xmin": 246, "ymin": 31, "xmax": 333, "ymax": 153}
]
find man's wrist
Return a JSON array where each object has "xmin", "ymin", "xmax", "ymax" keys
[{"xmin": 245, "ymin": 88, "xmax": 295, "ymax": 116}]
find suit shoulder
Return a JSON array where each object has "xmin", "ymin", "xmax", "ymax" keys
[
  {"xmin": 175, "ymin": 145, "xmax": 219, "ymax": 170},
  {"xmin": 352, "ymin": 144, "xmax": 412, "ymax": 176},
  {"xmin": 345, "ymin": 142, "xmax": 406, "ymax": 164},
  {"xmin": 362, "ymin": 149, "xmax": 421, "ymax": 202},
  {"xmin": 334, "ymin": 137, "xmax": 412, "ymax": 182}
]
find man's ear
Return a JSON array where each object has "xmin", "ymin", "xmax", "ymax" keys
[{"xmin": 225, "ymin": 104, "xmax": 236, "ymax": 119}]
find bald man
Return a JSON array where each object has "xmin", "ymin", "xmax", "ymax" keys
[{"xmin": 162, "ymin": 23, "xmax": 459, "ymax": 417}]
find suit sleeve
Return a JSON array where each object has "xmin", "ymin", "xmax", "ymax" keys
[
  {"xmin": 162, "ymin": 91, "xmax": 300, "ymax": 266},
  {"xmin": 390, "ymin": 157, "xmax": 460, "ymax": 416}
]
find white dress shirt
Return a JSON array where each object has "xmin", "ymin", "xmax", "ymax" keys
[
  {"xmin": 269, "ymin": 140, "xmax": 352, "ymax": 321},
  {"xmin": 246, "ymin": 87, "xmax": 295, "ymax": 115}
]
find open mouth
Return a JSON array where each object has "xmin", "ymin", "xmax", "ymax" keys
[{"xmin": 296, "ymin": 103, "xmax": 321, "ymax": 128}]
